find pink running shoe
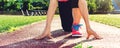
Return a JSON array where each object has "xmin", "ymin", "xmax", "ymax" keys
[{"xmin": 72, "ymin": 24, "xmax": 83, "ymax": 37}]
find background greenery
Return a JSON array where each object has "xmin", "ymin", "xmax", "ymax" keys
[
  {"xmin": 87, "ymin": 0, "xmax": 113, "ymax": 14},
  {"xmin": 0, "ymin": 0, "xmax": 113, "ymax": 14},
  {"xmin": 0, "ymin": 15, "xmax": 46, "ymax": 33},
  {"xmin": 0, "ymin": 0, "xmax": 49, "ymax": 11}
]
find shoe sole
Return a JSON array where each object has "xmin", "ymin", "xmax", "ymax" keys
[{"xmin": 72, "ymin": 34, "xmax": 83, "ymax": 37}]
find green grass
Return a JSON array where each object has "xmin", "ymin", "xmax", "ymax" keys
[
  {"xmin": 74, "ymin": 43, "xmax": 93, "ymax": 48},
  {"xmin": 1, "ymin": 14, "xmax": 120, "ymax": 33},
  {"xmin": 0, "ymin": 15, "xmax": 46, "ymax": 33},
  {"xmin": 90, "ymin": 14, "xmax": 120, "ymax": 28}
]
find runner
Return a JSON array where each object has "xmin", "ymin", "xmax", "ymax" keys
[{"xmin": 35, "ymin": 0, "xmax": 102, "ymax": 40}]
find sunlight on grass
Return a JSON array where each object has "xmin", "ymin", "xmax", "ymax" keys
[
  {"xmin": 90, "ymin": 14, "xmax": 120, "ymax": 28},
  {"xmin": 0, "ymin": 15, "xmax": 46, "ymax": 33},
  {"xmin": 1, "ymin": 14, "xmax": 120, "ymax": 33}
]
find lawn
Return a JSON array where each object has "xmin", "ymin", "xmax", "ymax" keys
[
  {"xmin": 1, "ymin": 14, "xmax": 120, "ymax": 33},
  {"xmin": 90, "ymin": 14, "xmax": 120, "ymax": 28},
  {"xmin": 0, "ymin": 15, "xmax": 46, "ymax": 33}
]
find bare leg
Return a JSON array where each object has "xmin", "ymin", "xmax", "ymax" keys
[
  {"xmin": 72, "ymin": 8, "xmax": 82, "ymax": 24},
  {"xmin": 78, "ymin": 0, "xmax": 102, "ymax": 39},
  {"xmin": 35, "ymin": 0, "xmax": 58, "ymax": 39}
]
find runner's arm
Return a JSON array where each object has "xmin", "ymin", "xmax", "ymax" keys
[
  {"xmin": 78, "ymin": 0, "xmax": 90, "ymax": 28},
  {"xmin": 46, "ymin": 0, "xmax": 58, "ymax": 27}
]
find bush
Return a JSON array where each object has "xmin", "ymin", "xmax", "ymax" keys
[
  {"xmin": 87, "ymin": 0, "xmax": 97, "ymax": 14},
  {"xmin": 74, "ymin": 43, "xmax": 93, "ymax": 48},
  {"xmin": 87, "ymin": 0, "xmax": 114, "ymax": 14}
]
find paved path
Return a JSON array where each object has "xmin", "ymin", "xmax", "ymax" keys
[{"xmin": 0, "ymin": 17, "xmax": 120, "ymax": 48}]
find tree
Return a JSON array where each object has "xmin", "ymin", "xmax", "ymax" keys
[
  {"xmin": 0, "ymin": 0, "xmax": 4, "ymax": 11},
  {"xmin": 86, "ymin": 0, "xmax": 113, "ymax": 13},
  {"xmin": 95, "ymin": 0, "xmax": 113, "ymax": 13},
  {"xmin": 87, "ymin": 0, "xmax": 97, "ymax": 14}
]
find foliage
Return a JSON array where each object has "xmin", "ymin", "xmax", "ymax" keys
[
  {"xmin": 74, "ymin": 43, "xmax": 82, "ymax": 48},
  {"xmin": 96, "ymin": 0, "xmax": 114, "ymax": 13},
  {"xmin": 0, "ymin": 15, "xmax": 46, "ymax": 33},
  {"xmin": 74, "ymin": 43, "xmax": 93, "ymax": 48},
  {"xmin": 0, "ymin": 0, "xmax": 50, "ymax": 11},
  {"xmin": 87, "ymin": 0, "xmax": 114, "ymax": 13},
  {"xmin": 87, "ymin": 0, "xmax": 97, "ymax": 14},
  {"xmin": 0, "ymin": 0, "xmax": 114, "ymax": 14},
  {"xmin": 87, "ymin": 46, "xmax": 93, "ymax": 48}
]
